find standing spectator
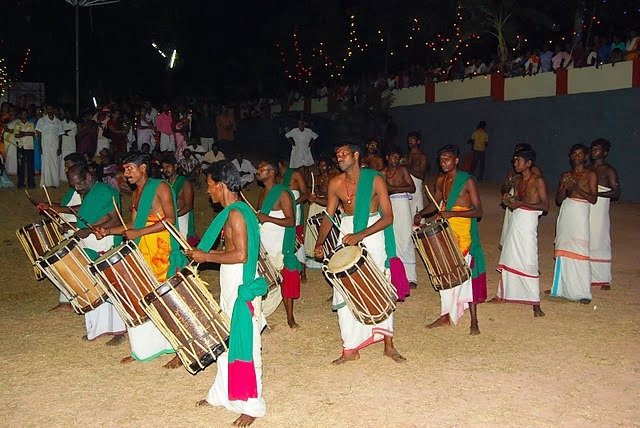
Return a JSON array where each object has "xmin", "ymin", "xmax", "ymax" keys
[
  {"xmin": 77, "ymin": 109, "xmax": 98, "ymax": 158},
  {"xmin": 231, "ymin": 151, "xmax": 257, "ymax": 188},
  {"xmin": 29, "ymin": 106, "xmax": 43, "ymax": 174},
  {"xmin": 59, "ymin": 110, "xmax": 77, "ymax": 182},
  {"xmin": 195, "ymin": 103, "xmax": 215, "ymax": 152},
  {"xmin": 285, "ymin": 119, "xmax": 317, "ymax": 171},
  {"xmin": 136, "ymin": 107, "xmax": 154, "ymax": 148},
  {"xmin": 106, "ymin": 110, "xmax": 127, "ymax": 159},
  {"xmin": 470, "ymin": 121, "xmax": 489, "ymax": 182},
  {"xmin": 156, "ymin": 104, "xmax": 175, "ymax": 152},
  {"xmin": 14, "ymin": 109, "xmax": 36, "ymax": 188},
  {"xmin": 36, "ymin": 105, "xmax": 64, "ymax": 187},
  {"xmin": 173, "ymin": 111, "xmax": 189, "ymax": 162},
  {"xmin": 3, "ymin": 108, "xmax": 18, "ymax": 175},
  {"xmin": 215, "ymin": 108, "xmax": 236, "ymax": 156},
  {"xmin": 539, "ymin": 45, "xmax": 553, "ymax": 72}
]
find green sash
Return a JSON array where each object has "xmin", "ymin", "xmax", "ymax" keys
[
  {"xmin": 133, "ymin": 178, "xmax": 187, "ymax": 277},
  {"xmin": 445, "ymin": 171, "xmax": 486, "ymax": 278},
  {"xmin": 282, "ymin": 168, "xmax": 294, "ymax": 187},
  {"xmin": 197, "ymin": 201, "xmax": 267, "ymax": 401},
  {"xmin": 260, "ymin": 184, "xmax": 300, "ymax": 271},
  {"xmin": 78, "ymin": 182, "xmax": 122, "ymax": 259},
  {"xmin": 60, "ymin": 188, "xmax": 77, "ymax": 206},
  {"xmin": 353, "ymin": 168, "xmax": 397, "ymax": 267},
  {"xmin": 169, "ymin": 174, "xmax": 196, "ymax": 238}
]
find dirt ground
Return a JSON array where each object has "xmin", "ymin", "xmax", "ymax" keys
[{"xmin": 1, "ymin": 182, "xmax": 638, "ymax": 427}]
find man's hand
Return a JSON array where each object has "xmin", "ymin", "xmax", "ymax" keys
[
  {"xmin": 185, "ymin": 249, "xmax": 209, "ymax": 263},
  {"xmin": 313, "ymin": 245, "xmax": 324, "ymax": 260},
  {"xmin": 256, "ymin": 213, "xmax": 269, "ymax": 224},
  {"xmin": 94, "ymin": 227, "xmax": 109, "ymax": 240},
  {"xmin": 308, "ymin": 193, "xmax": 317, "ymax": 204},
  {"xmin": 74, "ymin": 228, "xmax": 93, "ymax": 239},
  {"xmin": 413, "ymin": 213, "xmax": 422, "ymax": 225},
  {"xmin": 124, "ymin": 229, "xmax": 139, "ymax": 241},
  {"xmin": 436, "ymin": 211, "xmax": 453, "ymax": 220},
  {"xmin": 37, "ymin": 202, "xmax": 51, "ymax": 212},
  {"xmin": 57, "ymin": 148, "xmax": 62, "ymax": 156},
  {"xmin": 342, "ymin": 233, "xmax": 363, "ymax": 246}
]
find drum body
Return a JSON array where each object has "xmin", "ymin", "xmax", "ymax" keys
[
  {"xmin": 16, "ymin": 219, "xmax": 62, "ymax": 279},
  {"xmin": 257, "ymin": 244, "xmax": 282, "ymax": 317},
  {"xmin": 90, "ymin": 241, "xmax": 159, "ymax": 327},
  {"xmin": 307, "ymin": 212, "xmax": 341, "ymax": 258},
  {"xmin": 142, "ymin": 267, "xmax": 230, "ymax": 375},
  {"xmin": 37, "ymin": 237, "xmax": 106, "ymax": 314},
  {"xmin": 412, "ymin": 221, "xmax": 471, "ymax": 291},
  {"xmin": 322, "ymin": 243, "xmax": 396, "ymax": 325}
]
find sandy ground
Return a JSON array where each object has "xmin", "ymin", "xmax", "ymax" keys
[{"xmin": 1, "ymin": 182, "xmax": 639, "ymax": 427}]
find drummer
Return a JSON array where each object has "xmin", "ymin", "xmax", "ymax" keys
[
  {"xmin": 256, "ymin": 160, "xmax": 300, "ymax": 329},
  {"xmin": 314, "ymin": 144, "xmax": 406, "ymax": 365},
  {"xmin": 160, "ymin": 153, "xmax": 196, "ymax": 243},
  {"xmin": 304, "ymin": 158, "xmax": 332, "ymax": 266},
  {"xmin": 414, "ymin": 144, "xmax": 487, "ymax": 335},
  {"xmin": 95, "ymin": 151, "xmax": 187, "ymax": 368},
  {"xmin": 187, "ymin": 160, "xmax": 267, "ymax": 427},
  {"xmin": 40, "ymin": 164, "xmax": 127, "ymax": 344}
]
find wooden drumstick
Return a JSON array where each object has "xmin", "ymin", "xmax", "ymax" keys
[
  {"xmin": 112, "ymin": 196, "xmax": 128, "ymax": 230},
  {"xmin": 322, "ymin": 210, "xmax": 340, "ymax": 229},
  {"xmin": 24, "ymin": 189, "xmax": 39, "ymax": 206},
  {"xmin": 424, "ymin": 184, "xmax": 441, "ymax": 213},
  {"xmin": 67, "ymin": 206, "xmax": 94, "ymax": 230},
  {"xmin": 44, "ymin": 208, "xmax": 78, "ymax": 232},
  {"xmin": 156, "ymin": 211, "xmax": 193, "ymax": 251},
  {"xmin": 311, "ymin": 172, "xmax": 315, "ymax": 195},
  {"xmin": 240, "ymin": 192, "xmax": 258, "ymax": 213},
  {"xmin": 42, "ymin": 185, "xmax": 53, "ymax": 205}
]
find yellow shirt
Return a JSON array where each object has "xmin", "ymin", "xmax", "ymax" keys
[{"xmin": 471, "ymin": 128, "xmax": 488, "ymax": 151}]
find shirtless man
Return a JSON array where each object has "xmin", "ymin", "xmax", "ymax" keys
[
  {"xmin": 307, "ymin": 158, "xmax": 332, "ymax": 207},
  {"xmin": 314, "ymin": 144, "xmax": 405, "ymax": 364},
  {"xmin": 405, "ymin": 131, "xmax": 429, "ymax": 222},
  {"xmin": 589, "ymin": 139, "xmax": 620, "ymax": 290},
  {"xmin": 161, "ymin": 154, "xmax": 195, "ymax": 239},
  {"xmin": 278, "ymin": 159, "xmax": 309, "ymax": 282},
  {"xmin": 492, "ymin": 148, "xmax": 548, "ymax": 316},
  {"xmin": 414, "ymin": 145, "xmax": 486, "ymax": 335},
  {"xmin": 95, "ymin": 151, "xmax": 184, "ymax": 368},
  {"xmin": 257, "ymin": 161, "xmax": 300, "ymax": 328},
  {"xmin": 549, "ymin": 144, "xmax": 597, "ymax": 303},
  {"xmin": 384, "ymin": 147, "xmax": 417, "ymax": 288},
  {"xmin": 361, "ymin": 138, "xmax": 384, "ymax": 171}
]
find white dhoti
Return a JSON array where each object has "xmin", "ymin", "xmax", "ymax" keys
[
  {"xmin": 206, "ymin": 262, "xmax": 266, "ymax": 418},
  {"xmin": 40, "ymin": 143, "xmax": 60, "ymax": 188},
  {"xmin": 260, "ymin": 210, "xmax": 285, "ymax": 263},
  {"xmin": 499, "ymin": 189, "xmax": 515, "ymax": 248},
  {"xmin": 159, "ymin": 133, "xmax": 175, "ymax": 152},
  {"xmin": 551, "ymin": 198, "xmax": 592, "ymax": 301},
  {"xmin": 177, "ymin": 212, "xmax": 190, "ymax": 237},
  {"xmin": 390, "ymin": 193, "xmax": 417, "ymax": 282},
  {"xmin": 334, "ymin": 214, "xmax": 393, "ymax": 351},
  {"xmin": 80, "ymin": 234, "xmax": 127, "ymax": 339},
  {"xmin": 128, "ymin": 320, "xmax": 174, "ymax": 361},
  {"xmin": 5, "ymin": 142, "xmax": 17, "ymax": 175},
  {"xmin": 409, "ymin": 175, "xmax": 424, "ymax": 227},
  {"xmin": 589, "ymin": 186, "xmax": 612, "ymax": 287},
  {"xmin": 439, "ymin": 253, "xmax": 474, "ymax": 324},
  {"xmin": 496, "ymin": 208, "xmax": 543, "ymax": 304},
  {"xmin": 291, "ymin": 190, "xmax": 305, "ymax": 265}
]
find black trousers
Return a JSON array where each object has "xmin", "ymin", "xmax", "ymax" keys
[
  {"xmin": 472, "ymin": 150, "xmax": 486, "ymax": 182},
  {"xmin": 17, "ymin": 148, "xmax": 35, "ymax": 188}
]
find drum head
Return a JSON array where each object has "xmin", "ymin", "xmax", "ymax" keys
[
  {"xmin": 22, "ymin": 219, "xmax": 50, "ymax": 231},
  {"xmin": 262, "ymin": 285, "xmax": 282, "ymax": 317},
  {"xmin": 42, "ymin": 237, "xmax": 78, "ymax": 262},
  {"xmin": 93, "ymin": 241, "xmax": 135, "ymax": 271},
  {"xmin": 326, "ymin": 245, "xmax": 363, "ymax": 273},
  {"xmin": 415, "ymin": 221, "xmax": 448, "ymax": 238}
]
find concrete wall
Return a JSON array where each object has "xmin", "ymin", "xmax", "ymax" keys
[{"xmin": 390, "ymin": 88, "xmax": 640, "ymax": 201}]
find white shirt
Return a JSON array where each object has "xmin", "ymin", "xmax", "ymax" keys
[
  {"xmin": 202, "ymin": 149, "xmax": 226, "ymax": 164},
  {"xmin": 285, "ymin": 127, "xmax": 318, "ymax": 168},
  {"xmin": 35, "ymin": 116, "xmax": 64, "ymax": 142},
  {"xmin": 231, "ymin": 158, "xmax": 257, "ymax": 175},
  {"xmin": 187, "ymin": 144, "xmax": 206, "ymax": 162},
  {"xmin": 476, "ymin": 63, "xmax": 488, "ymax": 74},
  {"xmin": 60, "ymin": 119, "xmax": 77, "ymax": 152}
]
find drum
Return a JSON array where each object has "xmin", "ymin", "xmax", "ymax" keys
[
  {"xmin": 322, "ymin": 243, "xmax": 397, "ymax": 325},
  {"xmin": 37, "ymin": 237, "xmax": 107, "ymax": 314},
  {"xmin": 142, "ymin": 266, "xmax": 230, "ymax": 375},
  {"xmin": 412, "ymin": 221, "xmax": 471, "ymax": 291},
  {"xmin": 258, "ymin": 244, "xmax": 282, "ymax": 317},
  {"xmin": 90, "ymin": 241, "xmax": 159, "ymax": 327},
  {"xmin": 307, "ymin": 211, "xmax": 342, "ymax": 257},
  {"xmin": 16, "ymin": 219, "xmax": 62, "ymax": 279}
]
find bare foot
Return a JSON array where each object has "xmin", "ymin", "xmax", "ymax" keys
[
  {"xmin": 120, "ymin": 356, "xmax": 135, "ymax": 364},
  {"xmin": 300, "ymin": 273, "xmax": 307, "ymax": 284},
  {"xmin": 331, "ymin": 351, "xmax": 360, "ymax": 365},
  {"xmin": 233, "ymin": 414, "xmax": 257, "ymax": 427},
  {"xmin": 82, "ymin": 334, "xmax": 88, "ymax": 341},
  {"xmin": 106, "ymin": 335, "xmax": 126, "ymax": 346},
  {"xmin": 383, "ymin": 347, "xmax": 406, "ymax": 363},
  {"xmin": 427, "ymin": 315, "xmax": 450, "ymax": 329},
  {"xmin": 409, "ymin": 282, "xmax": 417, "ymax": 289},
  {"xmin": 196, "ymin": 399, "xmax": 211, "ymax": 408},
  {"xmin": 287, "ymin": 320, "xmax": 300, "ymax": 329},
  {"xmin": 543, "ymin": 289, "xmax": 552, "ymax": 295},
  {"xmin": 579, "ymin": 298, "xmax": 591, "ymax": 305},
  {"xmin": 163, "ymin": 355, "xmax": 183, "ymax": 369},
  {"xmin": 601, "ymin": 285, "xmax": 611, "ymax": 290},
  {"xmin": 488, "ymin": 296, "xmax": 505, "ymax": 303},
  {"xmin": 533, "ymin": 306, "xmax": 545, "ymax": 317},
  {"xmin": 49, "ymin": 303, "xmax": 74, "ymax": 313},
  {"xmin": 469, "ymin": 323, "xmax": 481, "ymax": 335}
]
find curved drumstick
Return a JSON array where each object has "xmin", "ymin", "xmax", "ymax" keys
[
  {"xmin": 43, "ymin": 208, "xmax": 78, "ymax": 232},
  {"xmin": 42, "ymin": 185, "xmax": 53, "ymax": 205},
  {"xmin": 240, "ymin": 192, "xmax": 258, "ymax": 213},
  {"xmin": 424, "ymin": 184, "xmax": 441, "ymax": 213},
  {"xmin": 112, "ymin": 196, "xmax": 128, "ymax": 230},
  {"xmin": 311, "ymin": 172, "xmax": 315, "ymax": 195},
  {"xmin": 156, "ymin": 211, "xmax": 193, "ymax": 251}
]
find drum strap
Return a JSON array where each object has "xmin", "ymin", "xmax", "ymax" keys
[{"xmin": 169, "ymin": 174, "xmax": 196, "ymax": 238}]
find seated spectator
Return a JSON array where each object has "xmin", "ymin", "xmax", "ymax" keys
[
  {"xmin": 586, "ymin": 44, "xmax": 597, "ymax": 66},
  {"xmin": 523, "ymin": 50, "xmax": 540, "ymax": 75},
  {"xmin": 539, "ymin": 45, "xmax": 553, "ymax": 72},
  {"xmin": 571, "ymin": 41, "xmax": 586, "ymax": 68},
  {"xmin": 186, "ymin": 138, "xmax": 206, "ymax": 162},
  {"xmin": 231, "ymin": 152, "xmax": 257, "ymax": 188},
  {"xmin": 610, "ymin": 34, "xmax": 626, "ymax": 62},
  {"xmin": 464, "ymin": 60, "xmax": 477, "ymax": 77},
  {"xmin": 201, "ymin": 143, "xmax": 226, "ymax": 166},
  {"xmin": 178, "ymin": 148, "xmax": 202, "ymax": 188},
  {"xmin": 625, "ymin": 30, "xmax": 638, "ymax": 60},
  {"xmin": 552, "ymin": 44, "xmax": 572, "ymax": 70},
  {"xmin": 476, "ymin": 59, "xmax": 489, "ymax": 75},
  {"xmin": 597, "ymin": 36, "xmax": 611, "ymax": 63}
]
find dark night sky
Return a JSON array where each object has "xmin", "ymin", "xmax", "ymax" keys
[{"xmin": 3, "ymin": 0, "xmax": 639, "ymax": 106}]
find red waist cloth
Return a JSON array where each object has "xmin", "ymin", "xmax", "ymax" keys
[{"xmin": 281, "ymin": 268, "xmax": 301, "ymax": 299}]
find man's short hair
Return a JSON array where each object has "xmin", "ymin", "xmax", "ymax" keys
[
  {"xmin": 591, "ymin": 138, "xmax": 611, "ymax": 152},
  {"xmin": 160, "ymin": 152, "xmax": 177, "ymax": 165},
  {"xmin": 67, "ymin": 163, "xmax": 93, "ymax": 181},
  {"xmin": 121, "ymin": 151, "xmax": 151, "ymax": 168},
  {"xmin": 366, "ymin": 137, "xmax": 379, "ymax": 145},
  {"xmin": 64, "ymin": 152, "xmax": 86, "ymax": 167},
  {"xmin": 514, "ymin": 148, "xmax": 536, "ymax": 164},
  {"xmin": 407, "ymin": 131, "xmax": 421, "ymax": 141},
  {"xmin": 335, "ymin": 144, "xmax": 361, "ymax": 156},
  {"xmin": 569, "ymin": 143, "xmax": 589, "ymax": 155},
  {"xmin": 437, "ymin": 144, "xmax": 460, "ymax": 158},
  {"xmin": 386, "ymin": 145, "xmax": 402, "ymax": 156},
  {"xmin": 205, "ymin": 160, "xmax": 242, "ymax": 192},
  {"xmin": 477, "ymin": 121, "xmax": 487, "ymax": 129},
  {"xmin": 263, "ymin": 160, "xmax": 280, "ymax": 177},
  {"xmin": 514, "ymin": 143, "xmax": 532, "ymax": 152}
]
